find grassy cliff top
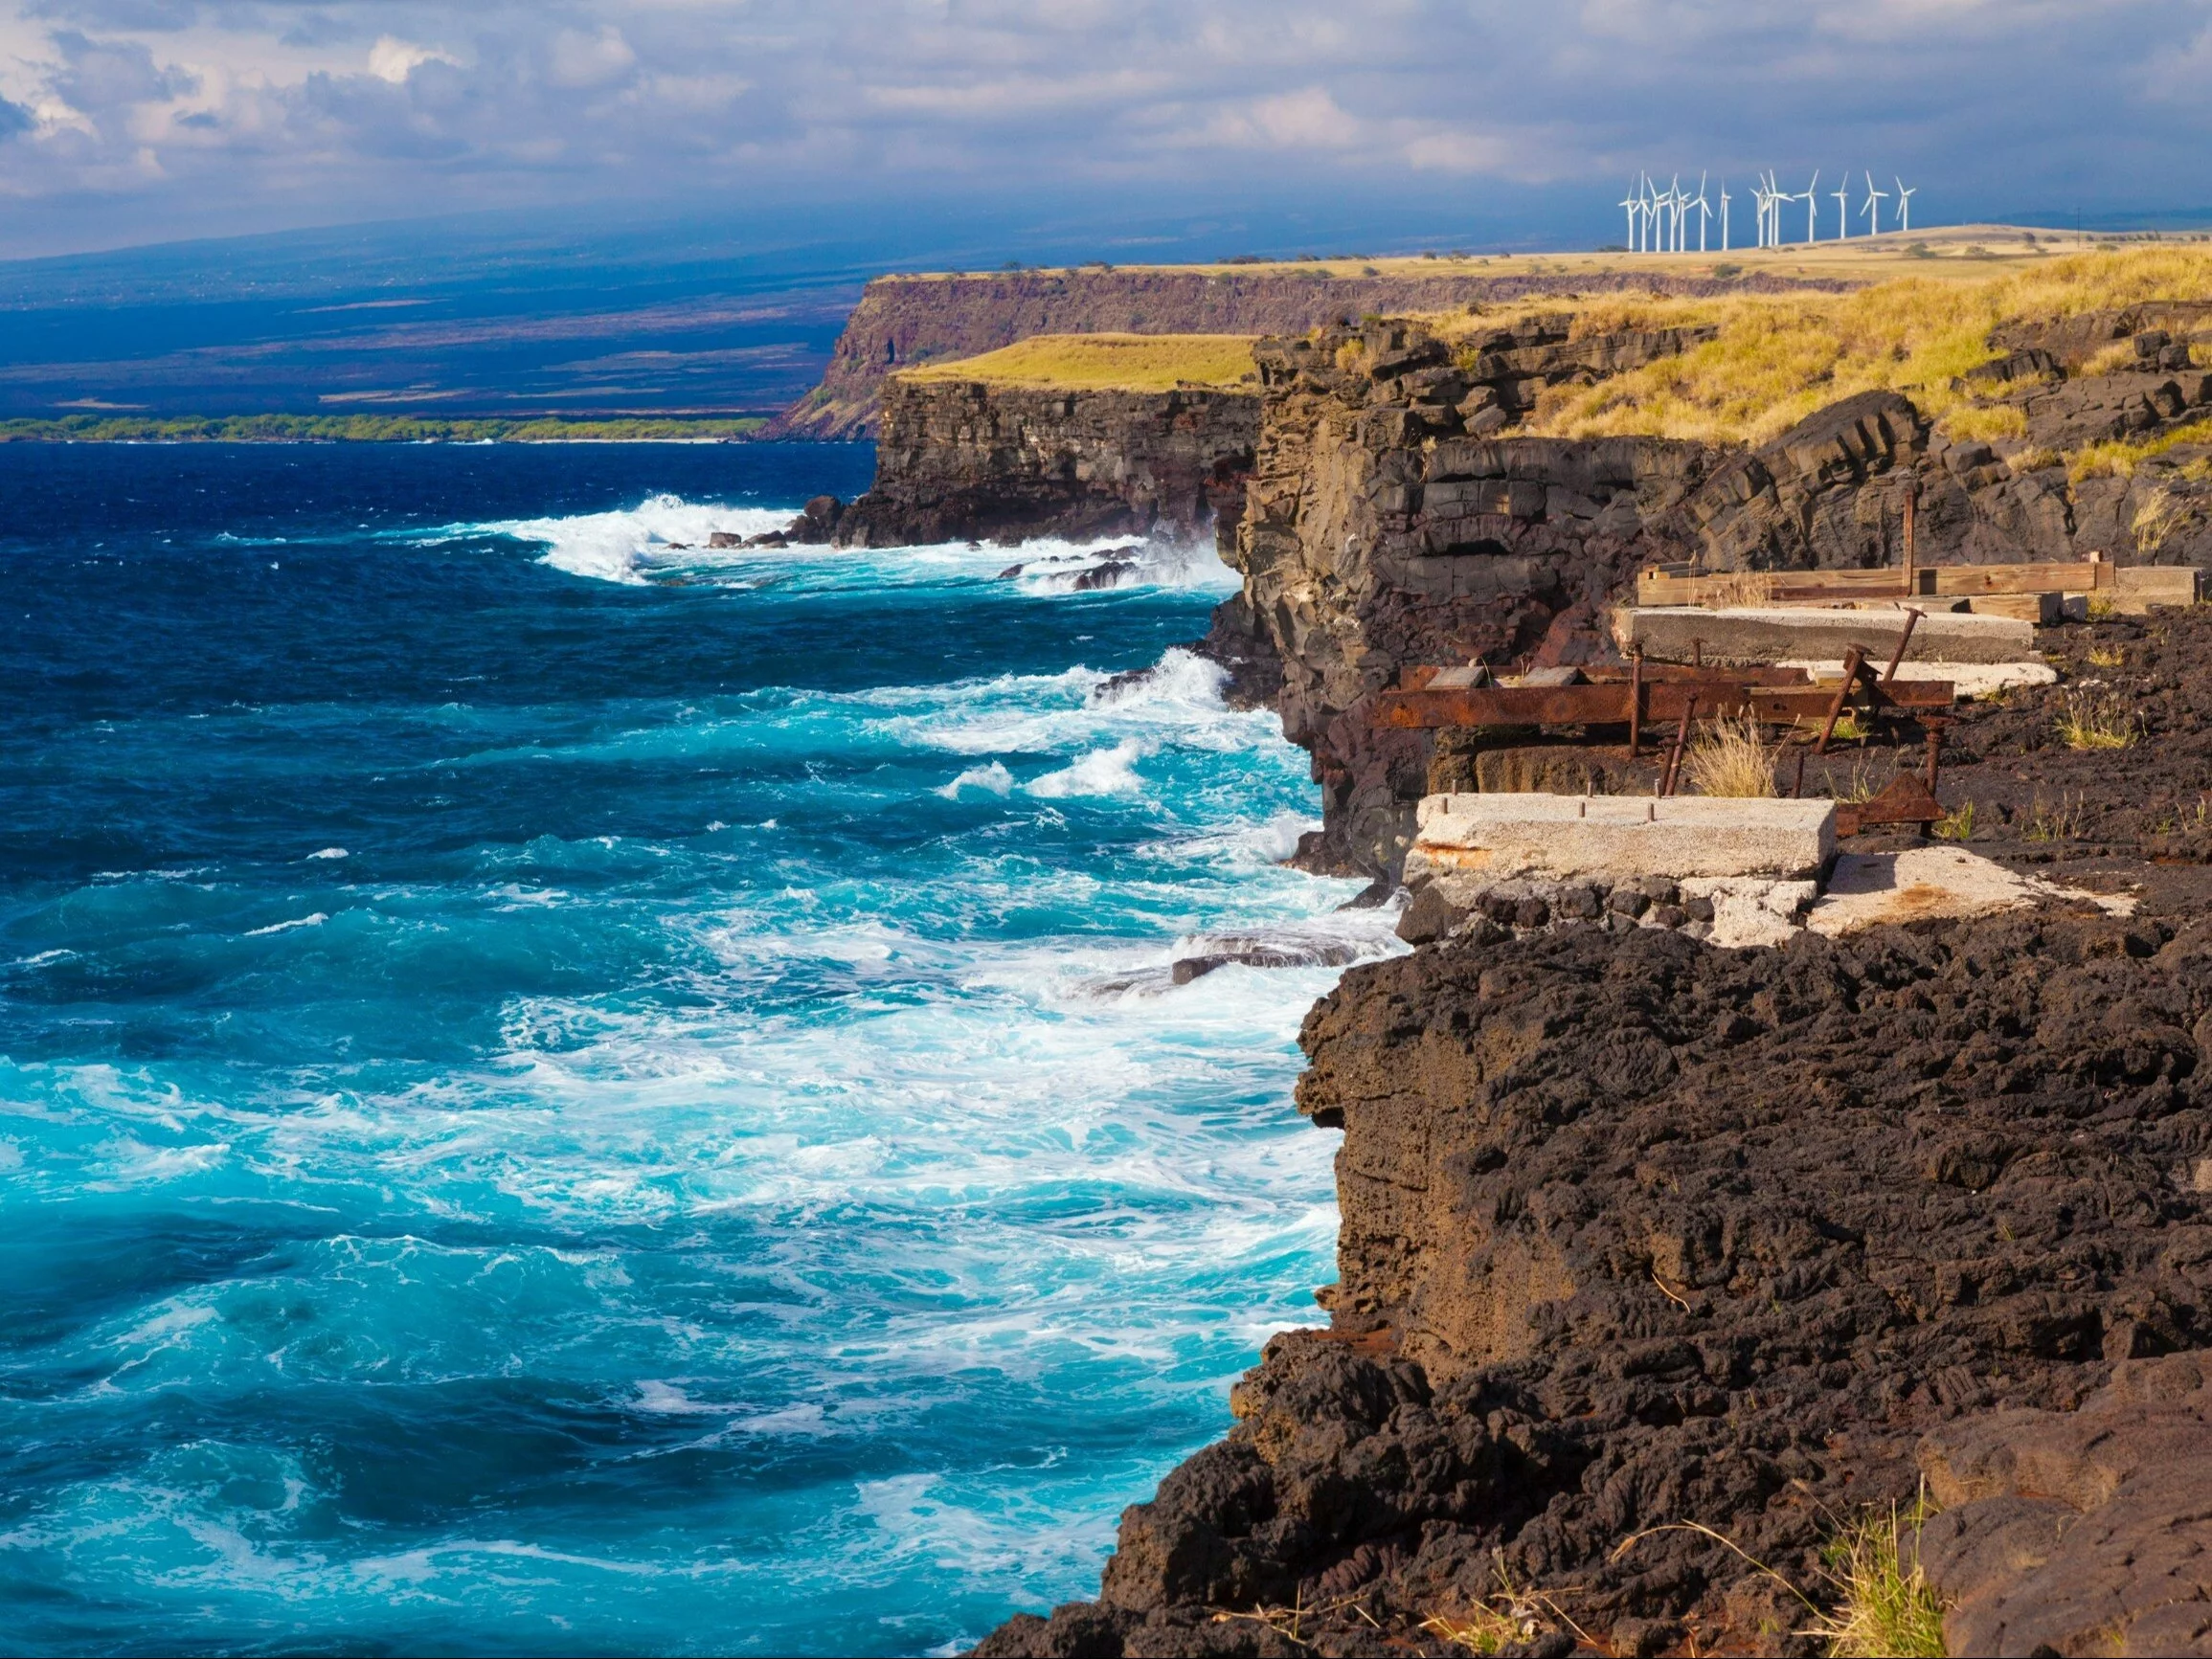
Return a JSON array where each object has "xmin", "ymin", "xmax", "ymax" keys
[
  {"xmin": 1478, "ymin": 243, "xmax": 2212, "ymax": 450},
  {"xmin": 896, "ymin": 332, "xmax": 1258, "ymax": 392}
]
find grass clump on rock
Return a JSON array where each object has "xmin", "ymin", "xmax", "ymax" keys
[
  {"xmin": 1683, "ymin": 712, "xmax": 1778, "ymax": 797},
  {"xmin": 2055, "ymin": 685, "xmax": 2139, "ymax": 750},
  {"xmin": 1808, "ymin": 1500, "xmax": 1947, "ymax": 1658}
]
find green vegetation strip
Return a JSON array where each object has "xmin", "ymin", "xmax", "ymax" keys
[{"xmin": 0, "ymin": 415, "xmax": 768, "ymax": 443}]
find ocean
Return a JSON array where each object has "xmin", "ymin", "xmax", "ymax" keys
[{"xmin": 0, "ymin": 442, "xmax": 1391, "ymax": 1655}]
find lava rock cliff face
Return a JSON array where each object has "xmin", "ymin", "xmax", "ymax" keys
[
  {"xmin": 830, "ymin": 378, "xmax": 1259, "ymax": 549},
  {"xmin": 1218, "ymin": 317, "xmax": 2212, "ymax": 880},
  {"xmin": 979, "ymin": 909, "xmax": 2212, "ymax": 1657}
]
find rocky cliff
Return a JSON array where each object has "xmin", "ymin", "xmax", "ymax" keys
[
  {"xmin": 1212, "ymin": 314, "xmax": 2212, "ymax": 880},
  {"xmin": 770, "ymin": 267, "xmax": 1847, "ymax": 440},
  {"xmin": 830, "ymin": 377, "xmax": 1259, "ymax": 548},
  {"xmin": 981, "ymin": 896, "xmax": 2212, "ymax": 1658}
]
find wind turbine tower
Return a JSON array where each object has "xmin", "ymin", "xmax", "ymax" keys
[
  {"xmin": 1620, "ymin": 181, "xmax": 1638, "ymax": 251},
  {"xmin": 1894, "ymin": 179, "xmax": 1916, "ymax": 234},
  {"xmin": 1862, "ymin": 171, "xmax": 1888, "ymax": 237},
  {"xmin": 1694, "ymin": 173, "xmax": 1712, "ymax": 253},
  {"xmin": 1719, "ymin": 181, "xmax": 1731, "ymax": 252},
  {"xmin": 1833, "ymin": 176, "xmax": 1850, "ymax": 239},
  {"xmin": 1803, "ymin": 169, "xmax": 1820, "ymax": 244}
]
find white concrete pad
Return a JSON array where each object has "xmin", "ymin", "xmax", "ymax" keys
[
  {"xmin": 1778, "ymin": 659, "xmax": 2057, "ymax": 699},
  {"xmin": 1806, "ymin": 845, "xmax": 2136, "ymax": 936},
  {"xmin": 1411, "ymin": 793, "xmax": 1835, "ymax": 883},
  {"xmin": 1678, "ymin": 877, "xmax": 1820, "ymax": 948},
  {"xmin": 1623, "ymin": 606, "xmax": 2038, "ymax": 666}
]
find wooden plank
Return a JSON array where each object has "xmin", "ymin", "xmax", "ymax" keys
[
  {"xmin": 2112, "ymin": 566, "xmax": 2200, "ymax": 607},
  {"xmin": 1639, "ymin": 558, "xmax": 2118, "ymax": 609},
  {"xmin": 1964, "ymin": 593, "xmax": 2062, "ymax": 623}
]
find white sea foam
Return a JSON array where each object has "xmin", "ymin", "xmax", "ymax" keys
[
  {"xmin": 244, "ymin": 913, "xmax": 327, "ymax": 936},
  {"xmin": 306, "ymin": 847, "xmax": 349, "ymax": 861},
  {"xmin": 936, "ymin": 762, "xmax": 1016, "ymax": 799},
  {"xmin": 466, "ymin": 491, "xmax": 1239, "ymax": 592},
  {"xmin": 479, "ymin": 494, "xmax": 795, "ymax": 584},
  {"xmin": 1025, "ymin": 738, "xmax": 1150, "ymax": 798}
]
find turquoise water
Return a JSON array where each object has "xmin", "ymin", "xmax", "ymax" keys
[{"xmin": 0, "ymin": 444, "xmax": 1381, "ymax": 1654}]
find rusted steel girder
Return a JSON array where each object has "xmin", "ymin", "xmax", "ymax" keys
[{"xmin": 1373, "ymin": 677, "xmax": 1952, "ymax": 730}]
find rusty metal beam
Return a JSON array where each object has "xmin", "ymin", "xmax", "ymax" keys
[{"xmin": 1374, "ymin": 676, "xmax": 1952, "ymax": 730}]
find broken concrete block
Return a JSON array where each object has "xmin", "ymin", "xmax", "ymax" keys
[{"xmin": 1408, "ymin": 793, "xmax": 1836, "ymax": 886}]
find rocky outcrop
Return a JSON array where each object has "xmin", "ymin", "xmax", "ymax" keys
[
  {"xmin": 1215, "ymin": 316, "xmax": 2212, "ymax": 880},
  {"xmin": 769, "ymin": 267, "xmax": 1849, "ymax": 440},
  {"xmin": 831, "ymin": 377, "xmax": 1258, "ymax": 548},
  {"xmin": 981, "ymin": 905, "xmax": 2212, "ymax": 1658}
]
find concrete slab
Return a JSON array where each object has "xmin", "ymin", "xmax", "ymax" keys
[
  {"xmin": 1806, "ymin": 845, "xmax": 2135, "ymax": 936},
  {"xmin": 1779, "ymin": 659, "xmax": 2058, "ymax": 699},
  {"xmin": 1680, "ymin": 876, "xmax": 1820, "ymax": 948},
  {"xmin": 1621, "ymin": 606, "xmax": 2037, "ymax": 666},
  {"xmin": 1409, "ymin": 793, "xmax": 1835, "ymax": 883}
]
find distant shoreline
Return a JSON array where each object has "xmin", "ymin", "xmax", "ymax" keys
[{"xmin": 0, "ymin": 415, "xmax": 783, "ymax": 444}]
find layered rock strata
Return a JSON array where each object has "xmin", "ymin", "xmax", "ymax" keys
[{"xmin": 831, "ymin": 379, "xmax": 1259, "ymax": 549}]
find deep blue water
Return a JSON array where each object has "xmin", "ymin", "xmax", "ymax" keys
[{"xmin": 0, "ymin": 443, "xmax": 1381, "ymax": 1655}]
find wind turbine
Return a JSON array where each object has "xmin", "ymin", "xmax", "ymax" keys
[
  {"xmin": 1619, "ymin": 181, "xmax": 1639, "ymax": 251},
  {"xmin": 1719, "ymin": 180, "xmax": 1731, "ymax": 252},
  {"xmin": 1667, "ymin": 173, "xmax": 1684, "ymax": 252},
  {"xmin": 1693, "ymin": 172, "xmax": 1712, "ymax": 253},
  {"xmin": 1833, "ymin": 176, "xmax": 1851, "ymax": 238},
  {"xmin": 1894, "ymin": 178, "xmax": 1916, "ymax": 234},
  {"xmin": 1802, "ymin": 169, "xmax": 1820, "ymax": 244},
  {"xmin": 1862, "ymin": 170, "xmax": 1888, "ymax": 237}
]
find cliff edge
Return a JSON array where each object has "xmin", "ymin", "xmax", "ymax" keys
[{"xmin": 769, "ymin": 264, "xmax": 1849, "ymax": 440}]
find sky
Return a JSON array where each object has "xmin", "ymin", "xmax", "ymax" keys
[{"xmin": 2, "ymin": 0, "xmax": 2212, "ymax": 263}]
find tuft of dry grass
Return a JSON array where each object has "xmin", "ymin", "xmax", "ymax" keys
[
  {"xmin": 2134, "ymin": 486, "xmax": 2192, "ymax": 554},
  {"xmin": 2024, "ymin": 790, "xmax": 2088, "ymax": 841},
  {"xmin": 1684, "ymin": 712, "xmax": 1779, "ymax": 797},
  {"xmin": 2055, "ymin": 685, "xmax": 2139, "ymax": 750},
  {"xmin": 1933, "ymin": 799, "xmax": 1976, "ymax": 841},
  {"xmin": 900, "ymin": 333, "xmax": 1259, "ymax": 392},
  {"xmin": 1806, "ymin": 1500, "xmax": 1948, "ymax": 1659},
  {"xmin": 1940, "ymin": 403, "xmax": 2029, "ymax": 445}
]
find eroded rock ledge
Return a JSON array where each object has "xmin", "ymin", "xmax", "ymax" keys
[{"xmin": 979, "ymin": 904, "xmax": 2212, "ymax": 1658}]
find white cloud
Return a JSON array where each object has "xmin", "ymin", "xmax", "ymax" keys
[{"xmin": 367, "ymin": 37, "xmax": 457, "ymax": 85}]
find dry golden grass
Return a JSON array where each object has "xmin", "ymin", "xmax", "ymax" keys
[
  {"xmin": 1511, "ymin": 246, "xmax": 2212, "ymax": 449},
  {"xmin": 2056, "ymin": 685, "xmax": 2139, "ymax": 750},
  {"xmin": 2134, "ymin": 486, "xmax": 2193, "ymax": 553},
  {"xmin": 1807, "ymin": 1501, "xmax": 1948, "ymax": 1658},
  {"xmin": 900, "ymin": 333, "xmax": 1258, "ymax": 392},
  {"xmin": 2072, "ymin": 415, "xmax": 2212, "ymax": 480},
  {"xmin": 1684, "ymin": 712, "xmax": 1779, "ymax": 796}
]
